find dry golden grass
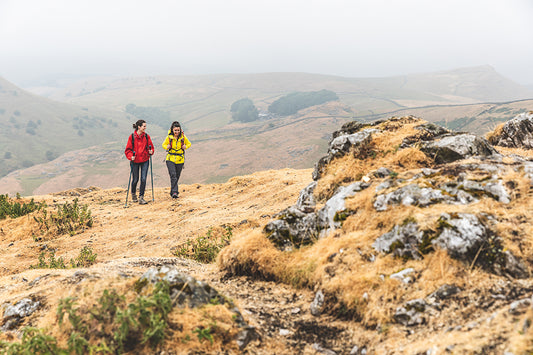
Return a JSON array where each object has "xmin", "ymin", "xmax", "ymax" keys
[{"xmin": 485, "ymin": 122, "xmax": 505, "ymax": 142}]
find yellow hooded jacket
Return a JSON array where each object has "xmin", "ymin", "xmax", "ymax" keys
[{"xmin": 162, "ymin": 130, "xmax": 191, "ymax": 164}]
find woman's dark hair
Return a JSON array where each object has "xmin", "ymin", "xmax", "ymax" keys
[
  {"xmin": 170, "ymin": 121, "xmax": 182, "ymax": 138},
  {"xmin": 133, "ymin": 119, "xmax": 146, "ymax": 130}
]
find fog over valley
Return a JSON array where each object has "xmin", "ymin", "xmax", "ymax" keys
[{"xmin": 0, "ymin": 0, "xmax": 532, "ymax": 86}]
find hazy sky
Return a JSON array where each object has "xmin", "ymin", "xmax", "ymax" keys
[{"xmin": 1, "ymin": 0, "xmax": 532, "ymax": 86}]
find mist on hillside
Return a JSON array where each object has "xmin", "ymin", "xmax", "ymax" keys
[
  {"xmin": 1, "ymin": 0, "xmax": 532, "ymax": 86},
  {"xmin": 1, "ymin": 66, "xmax": 533, "ymax": 197}
]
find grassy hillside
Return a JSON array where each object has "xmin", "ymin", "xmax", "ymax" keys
[
  {"xmin": 2, "ymin": 67, "xmax": 532, "ymax": 196},
  {"xmin": 0, "ymin": 102, "xmax": 353, "ymax": 196},
  {"xmin": 1, "ymin": 98, "xmax": 533, "ymax": 196},
  {"xmin": 0, "ymin": 77, "xmax": 161, "ymax": 179},
  {"xmin": 29, "ymin": 66, "xmax": 533, "ymax": 132}
]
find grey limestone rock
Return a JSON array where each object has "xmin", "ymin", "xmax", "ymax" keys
[
  {"xmin": 489, "ymin": 112, "xmax": 533, "ymax": 148},
  {"xmin": 373, "ymin": 223, "xmax": 424, "ymax": 260},
  {"xmin": 420, "ymin": 133, "xmax": 499, "ymax": 164},
  {"xmin": 310, "ymin": 289, "xmax": 325, "ymax": 316}
]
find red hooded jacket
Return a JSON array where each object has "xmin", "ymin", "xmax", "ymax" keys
[{"xmin": 124, "ymin": 131, "xmax": 154, "ymax": 163}]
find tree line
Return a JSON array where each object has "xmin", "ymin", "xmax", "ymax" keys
[{"xmin": 230, "ymin": 90, "xmax": 338, "ymax": 122}]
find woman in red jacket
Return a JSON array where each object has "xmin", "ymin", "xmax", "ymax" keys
[{"xmin": 124, "ymin": 120, "xmax": 154, "ymax": 205}]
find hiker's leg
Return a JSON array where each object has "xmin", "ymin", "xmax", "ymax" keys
[
  {"xmin": 166, "ymin": 160, "xmax": 178, "ymax": 196},
  {"xmin": 131, "ymin": 163, "xmax": 140, "ymax": 194},
  {"xmin": 174, "ymin": 163, "xmax": 184, "ymax": 195},
  {"xmin": 139, "ymin": 160, "xmax": 149, "ymax": 197}
]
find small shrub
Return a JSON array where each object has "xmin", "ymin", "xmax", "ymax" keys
[
  {"xmin": 70, "ymin": 246, "xmax": 98, "ymax": 268},
  {"xmin": 30, "ymin": 250, "xmax": 67, "ymax": 269},
  {"xmin": 175, "ymin": 226, "xmax": 232, "ymax": 263},
  {"xmin": 35, "ymin": 198, "xmax": 93, "ymax": 237},
  {"xmin": 0, "ymin": 327, "xmax": 62, "ymax": 354},
  {"xmin": 193, "ymin": 326, "xmax": 214, "ymax": 344},
  {"xmin": 30, "ymin": 246, "xmax": 97, "ymax": 269},
  {"xmin": 0, "ymin": 194, "xmax": 45, "ymax": 220}
]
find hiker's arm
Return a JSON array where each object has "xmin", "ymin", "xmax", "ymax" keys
[
  {"xmin": 162, "ymin": 137, "xmax": 170, "ymax": 150},
  {"xmin": 124, "ymin": 136, "xmax": 134, "ymax": 160},
  {"xmin": 183, "ymin": 135, "xmax": 191, "ymax": 149}
]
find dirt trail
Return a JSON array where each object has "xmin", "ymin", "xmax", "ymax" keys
[{"xmin": 0, "ymin": 168, "xmax": 361, "ymax": 353}]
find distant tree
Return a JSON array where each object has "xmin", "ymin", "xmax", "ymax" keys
[
  {"xmin": 45, "ymin": 151, "xmax": 57, "ymax": 161},
  {"xmin": 13, "ymin": 110, "xmax": 21, "ymax": 116},
  {"xmin": 22, "ymin": 160, "xmax": 33, "ymax": 168},
  {"xmin": 230, "ymin": 98, "xmax": 259, "ymax": 123},
  {"xmin": 268, "ymin": 90, "xmax": 339, "ymax": 116},
  {"xmin": 0, "ymin": 108, "xmax": 5, "ymax": 115},
  {"xmin": 4, "ymin": 152, "xmax": 11, "ymax": 159},
  {"xmin": 26, "ymin": 127, "xmax": 36, "ymax": 135},
  {"xmin": 78, "ymin": 130, "xmax": 84, "ymax": 136}
]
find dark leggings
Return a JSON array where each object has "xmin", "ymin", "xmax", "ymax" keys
[
  {"xmin": 131, "ymin": 160, "xmax": 149, "ymax": 196},
  {"xmin": 166, "ymin": 160, "xmax": 184, "ymax": 196}
]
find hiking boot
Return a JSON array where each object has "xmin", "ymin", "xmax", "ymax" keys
[
  {"xmin": 131, "ymin": 193, "xmax": 138, "ymax": 202},
  {"xmin": 172, "ymin": 193, "xmax": 179, "ymax": 199},
  {"xmin": 138, "ymin": 196, "xmax": 147, "ymax": 205}
]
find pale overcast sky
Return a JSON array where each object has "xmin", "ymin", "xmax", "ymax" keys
[{"xmin": 1, "ymin": 0, "xmax": 532, "ymax": 86}]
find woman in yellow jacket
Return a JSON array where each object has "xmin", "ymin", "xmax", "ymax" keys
[{"xmin": 162, "ymin": 121, "xmax": 191, "ymax": 198}]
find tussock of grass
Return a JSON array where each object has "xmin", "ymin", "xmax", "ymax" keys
[{"xmin": 485, "ymin": 122, "xmax": 505, "ymax": 143}]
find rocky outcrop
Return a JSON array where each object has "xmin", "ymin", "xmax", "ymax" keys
[
  {"xmin": 418, "ymin": 133, "xmax": 499, "ymax": 164},
  {"xmin": 374, "ymin": 163, "xmax": 511, "ymax": 211},
  {"xmin": 313, "ymin": 119, "xmax": 381, "ymax": 180},
  {"xmin": 264, "ymin": 181, "xmax": 369, "ymax": 250},
  {"xmin": 1, "ymin": 298, "xmax": 40, "ymax": 331},
  {"xmin": 372, "ymin": 222, "xmax": 424, "ymax": 260},
  {"xmin": 373, "ymin": 213, "xmax": 529, "ymax": 279},
  {"xmin": 488, "ymin": 112, "xmax": 533, "ymax": 148}
]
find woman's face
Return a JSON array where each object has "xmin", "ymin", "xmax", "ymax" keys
[
  {"xmin": 138, "ymin": 123, "xmax": 147, "ymax": 134},
  {"xmin": 172, "ymin": 126, "xmax": 181, "ymax": 136}
]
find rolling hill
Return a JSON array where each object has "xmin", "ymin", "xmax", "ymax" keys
[
  {"xmin": 0, "ymin": 76, "xmax": 161, "ymax": 179},
  {"xmin": 28, "ymin": 65, "xmax": 533, "ymax": 131},
  {"xmin": 1, "ymin": 66, "xmax": 532, "ymax": 196}
]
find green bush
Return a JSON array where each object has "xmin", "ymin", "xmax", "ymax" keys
[
  {"xmin": 30, "ymin": 250, "xmax": 67, "ymax": 269},
  {"xmin": 30, "ymin": 246, "xmax": 98, "ymax": 269},
  {"xmin": 0, "ymin": 194, "xmax": 45, "ymax": 220},
  {"xmin": 175, "ymin": 226, "xmax": 232, "ymax": 263},
  {"xmin": 34, "ymin": 198, "xmax": 93, "ymax": 237},
  {"xmin": 0, "ymin": 282, "xmax": 173, "ymax": 354},
  {"xmin": 268, "ymin": 89, "xmax": 338, "ymax": 116}
]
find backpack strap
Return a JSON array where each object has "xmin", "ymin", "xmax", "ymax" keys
[{"xmin": 131, "ymin": 133, "xmax": 135, "ymax": 157}]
